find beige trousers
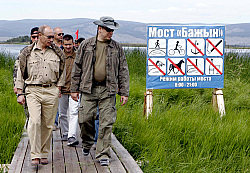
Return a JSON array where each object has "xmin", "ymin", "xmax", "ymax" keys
[{"xmin": 25, "ymin": 85, "xmax": 59, "ymax": 159}]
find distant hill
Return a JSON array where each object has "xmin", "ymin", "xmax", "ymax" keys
[{"xmin": 0, "ymin": 18, "xmax": 250, "ymax": 46}]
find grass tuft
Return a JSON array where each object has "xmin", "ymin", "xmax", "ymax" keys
[{"xmin": 114, "ymin": 50, "xmax": 250, "ymax": 172}]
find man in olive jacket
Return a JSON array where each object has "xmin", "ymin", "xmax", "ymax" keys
[{"xmin": 71, "ymin": 16, "xmax": 129, "ymax": 166}]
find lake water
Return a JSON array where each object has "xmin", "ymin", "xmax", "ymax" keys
[{"xmin": 0, "ymin": 44, "xmax": 249, "ymax": 57}]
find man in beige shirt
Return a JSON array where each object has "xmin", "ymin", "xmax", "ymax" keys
[{"xmin": 15, "ymin": 25, "xmax": 66, "ymax": 166}]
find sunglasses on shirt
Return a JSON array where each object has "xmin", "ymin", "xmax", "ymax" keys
[{"xmin": 58, "ymin": 33, "xmax": 64, "ymax": 36}]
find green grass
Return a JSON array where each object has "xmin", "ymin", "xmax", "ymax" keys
[
  {"xmin": 114, "ymin": 50, "xmax": 250, "ymax": 172},
  {"xmin": 0, "ymin": 52, "xmax": 25, "ymax": 164},
  {"xmin": 0, "ymin": 49, "xmax": 249, "ymax": 173}
]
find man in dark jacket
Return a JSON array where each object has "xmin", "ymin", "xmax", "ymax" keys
[{"xmin": 71, "ymin": 16, "xmax": 129, "ymax": 166}]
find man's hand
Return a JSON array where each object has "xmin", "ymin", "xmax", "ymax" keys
[
  {"xmin": 71, "ymin": 92, "xmax": 79, "ymax": 102},
  {"xmin": 17, "ymin": 95, "xmax": 25, "ymax": 105},
  {"xmin": 120, "ymin": 96, "xmax": 128, "ymax": 106},
  {"xmin": 13, "ymin": 87, "xmax": 17, "ymax": 94},
  {"xmin": 57, "ymin": 86, "xmax": 62, "ymax": 98}
]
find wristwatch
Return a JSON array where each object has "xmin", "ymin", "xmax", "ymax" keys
[{"xmin": 16, "ymin": 93, "xmax": 24, "ymax": 97}]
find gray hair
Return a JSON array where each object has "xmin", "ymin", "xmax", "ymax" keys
[{"xmin": 38, "ymin": 25, "xmax": 52, "ymax": 35}]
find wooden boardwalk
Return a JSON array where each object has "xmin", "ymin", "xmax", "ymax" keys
[{"xmin": 8, "ymin": 127, "xmax": 143, "ymax": 173}]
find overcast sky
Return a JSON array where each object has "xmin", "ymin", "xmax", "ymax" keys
[{"xmin": 1, "ymin": 0, "xmax": 249, "ymax": 24}]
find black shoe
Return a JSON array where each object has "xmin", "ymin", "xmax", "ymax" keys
[
  {"xmin": 67, "ymin": 137, "xmax": 79, "ymax": 146},
  {"xmin": 100, "ymin": 159, "xmax": 109, "ymax": 166},
  {"xmin": 83, "ymin": 148, "xmax": 90, "ymax": 156},
  {"xmin": 61, "ymin": 134, "xmax": 68, "ymax": 141}
]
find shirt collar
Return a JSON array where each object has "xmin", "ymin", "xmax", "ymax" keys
[{"xmin": 33, "ymin": 43, "xmax": 52, "ymax": 51}]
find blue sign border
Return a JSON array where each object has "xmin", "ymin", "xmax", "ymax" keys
[{"xmin": 146, "ymin": 25, "xmax": 225, "ymax": 89}]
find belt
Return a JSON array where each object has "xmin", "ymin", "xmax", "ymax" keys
[
  {"xmin": 93, "ymin": 80, "xmax": 106, "ymax": 86},
  {"xmin": 29, "ymin": 83, "xmax": 54, "ymax": 87}
]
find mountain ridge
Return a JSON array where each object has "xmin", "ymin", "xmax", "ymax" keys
[{"xmin": 0, "ymin": 18, "xmax": 250, "ymax": 46}]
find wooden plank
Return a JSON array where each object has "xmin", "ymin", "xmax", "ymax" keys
[
  {"xmin": 21, "ymin": 142, "xmax": 38, "ymax": 173},
  {"xmin": 63, "ymin": 140, "xmax": 81, "ymax": 173},
  {"xmin": 76, "ymin": 126, "xmax": 97, "ymax": 173},
  {"xmin": 109, "ymin": 148, "xmax": 126, "ymax": 173},
  {"xmin": 52, "ymin": 129, "xmax": 65, "ymax": 173},
  {"xmin": 38, "ymin": 137, "xmax": 53, "ymax": 173},
  {"xmin": 9, "ymin": 132, "xmax": 29, "ymax": 173},
  {"xmin": 111, "ymin": 133, "xmax": 143, "ymax": 173},
  {"xmin": 90, "ymin": 148, "xmax": 111, "ymax": 173}
]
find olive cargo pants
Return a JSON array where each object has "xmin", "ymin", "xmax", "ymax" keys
[{"xmin": 79, "ymin": 86, "xmax": 116, "ymax": 160}]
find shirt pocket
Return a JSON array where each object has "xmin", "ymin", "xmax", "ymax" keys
[
  {"xmin": 28, "ymin": 59, "xmax": 39, "ymax": 78},
  {"xmin": 49, "ymin": 57, "xmax": 60, "ymax": 72}
]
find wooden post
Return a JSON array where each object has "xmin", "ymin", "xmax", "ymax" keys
[
  {"xmin": 212, "ymin": 88, "xmax": 225, "ymax": 117},
  {"xmin": 143, "ymin": 89, "xmax": 153, "ymax": 118}
]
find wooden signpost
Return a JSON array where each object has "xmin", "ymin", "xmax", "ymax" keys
[{"xmin": 144, "ymin": 88, "xmax": 226, "ymax": 118}]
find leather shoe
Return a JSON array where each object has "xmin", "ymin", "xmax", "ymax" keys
[
  {"xmin": 40, "ymin": 158, "xmax": 48, "ymax": 165},
  {"xmin": 31, "ymin": 158, "xmax": 40, "ymax": 166}
]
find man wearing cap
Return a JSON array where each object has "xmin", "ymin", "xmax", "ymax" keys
[
  {"xmin": 14, "ymin": 27, "xmax": 39, "ymax": 94},
  {"xmin": 30, "ymin": 27, "xmax": 39, "ymax": 44},
  {"xmin": 13, "ymin": 27, "xmax": 39, "ymax": 129},
  {"xmin": 15, "ymin": 25, "xmax": 66, "ymax": 166},
  {"xmin": 71, "ymin": 16, "xmax": 129, "ymax": 166}
]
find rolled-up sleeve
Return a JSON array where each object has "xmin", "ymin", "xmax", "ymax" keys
[
  {"xmin": 57, "ymin": 62, "xmax": 66, "ymax": 87},
  {"xmin": 15, "ymin": 59, "xmax": 25, "ymax": 90}
]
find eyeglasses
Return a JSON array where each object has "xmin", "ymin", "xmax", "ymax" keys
[
  {"xmin": 102, "ymin": 27, "xmax": 114, "ymax": 32},
  {"xmin": 43, "ymin": 35, "xmax": 54, "ymax": 39},
  {"xmin": 58, "ymin": 33, "xmax": 64, "ymax": 36},
  {"xmin": 31, "ymin": 36, "xmax": 38, "ymax": 39}
]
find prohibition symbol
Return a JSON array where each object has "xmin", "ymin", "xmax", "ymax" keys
[
  {"xmin": 187, "ymin": 38, "xmax": 205, "ymax": 56},
  {"xmin": 205, "ymin": 58, "xmax": 223, "ymax": 75},
  {"xmin": 148, "ymin": 39, "xmax": 166, "ymax": 56},
  {"xmin": 206, "ymin": 38, "xmax": 223, "ymax": 56},
  {"xmin": 148, "ymin": 58, "xmax": 166, "ymax": 76},
  {"xmin": 186, "ymin": 58, "xmax": 204, "ymax": 75},
  {"xmin": 167, "ymin": 58, "xmax": 185, "ymax": 76}
]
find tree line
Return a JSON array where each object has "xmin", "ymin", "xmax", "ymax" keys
[{"xmin": 5, "ymin": 36, "xmax": 30, "ymax": 43}]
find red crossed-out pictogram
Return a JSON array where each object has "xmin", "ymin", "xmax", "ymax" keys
[
  {"xmin": 206, "ymin": 58, "xmax": 222, "ymax": 75},
  {"xmin": 187, "ymin": 58, "xmax": 204, "ymax": 75},
  {"xmin": 187, "ymin": 38, "xmax": 204, "ymax": 56},
  {"xmin": 148, "ymin": 58, "xmax": 166, "ymax": 75},
  {"xmin": 168, "ymin": 58, "xmax": 185, "ymax": 75},
  {"xmin": 206, "ymin": 39, "xmax": 223, "ymax": 56}
]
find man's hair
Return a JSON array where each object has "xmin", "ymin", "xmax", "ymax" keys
[
  {"xmin": 31, "ymin": 27, "xmax": 39, "ymax": 35},
  {"xmin": 76, "ymin": 37, "xmax": 85, "ymax": 44},
  {"xmin": 53, "ymin": 27, "xmax": 62, "ymax": 32},
  {"xmin": 38, "ymin": 25, "xmax": 51, "ymax": 35},
  {"xmin": 63, "ymin": 34, "xmax": 73, "ymax": 42}
]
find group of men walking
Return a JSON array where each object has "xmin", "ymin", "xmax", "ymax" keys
[{"xmin": 14, "ymin": 16, "xmax": 129, "ymax": 167}]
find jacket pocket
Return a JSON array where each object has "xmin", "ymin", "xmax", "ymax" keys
[{"xmin": 78, "ymin": 106, "xmax": 84, "ymax": 124}]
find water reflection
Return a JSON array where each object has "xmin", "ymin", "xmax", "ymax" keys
[{"xmin": 0, "ymin": 44, "xmax": 250, "ymax": 57}]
